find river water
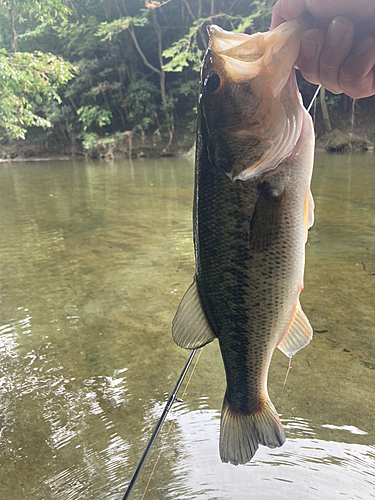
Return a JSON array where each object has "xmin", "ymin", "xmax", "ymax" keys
[{"xmin": 0, "ymin": 155, "xmax": 374, "ymax": 500}]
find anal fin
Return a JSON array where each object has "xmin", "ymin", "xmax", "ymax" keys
[
  {"xmin": 172, "ymin": 278, "xmax": 216, "ymax": 349},
  {"xmin": 304, "ymin": 189, "xmax": 315, "ymax": 241},
  {"xmin": 277, "ymin": 301, "xmax": 313, "ymax": 358}
]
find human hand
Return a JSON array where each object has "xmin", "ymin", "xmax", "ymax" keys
[{"xmin": 271, "ymin": 0, "xmax": 375, "ymax": 98}]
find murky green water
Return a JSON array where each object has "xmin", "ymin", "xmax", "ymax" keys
[{"xmin": 0, "ymin": 155, "xmax": 374, "ymax": 500}]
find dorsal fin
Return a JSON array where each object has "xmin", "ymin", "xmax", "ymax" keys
[
  {"xmin": 277, "ymin": 301, "xmax": 313, "ymax": 358},
  {"xmin": 172, "ymin": 279, "xmax": 216, "ymax": 349}
]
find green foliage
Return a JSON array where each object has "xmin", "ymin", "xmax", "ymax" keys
[
  {"xmin": 163, "ymin": 23, "xmax": 204, "ymax": 73},
  {"xmin": 79, "ymin": 130, "xmax": 129, "ymax": 159},
  {"xmin": 0, "ymin": 50, "xmax": 75, "ymax": 139},
  {"xmin": 77, "ymin": 105, "xmax": 112, "ymax": 131},
  {"xmin": 1, "ymin": 0, "xmax": 315, "ymax": 150},
  {"xmin": 96, "ymin": 17, "xmax": 133, "ymax": 41},
  {"xmin": 234, "ymin": 1, "xmax": 273, "ymax": 33},
  {"xmin": 80, "ymin": 131, "xmax": 98, "ymax": 152},
  {"xmin": 0, "ymin": 0, "xmax": 75, "ymax": 139},
  {"xmin": 325, "ymin": 94, "xmax": 341, "ymax": 109},
  {"xmin": 315, "ymin": 94, "xmax": 341, "ymax": 110},
  {"xmin": 0, "ymin": 0, "xmax": 71, "ymax": 24},
  {"xmin": 163, "ymin": 1, "xmax": 272, "ymax": 75},
  {"xmin": 125, "ymin": 80, "xmax": 158, "ymax": 130},
  {"xmin": 96, "ymin": 16, "xmax": 149, "ymax": 41}
]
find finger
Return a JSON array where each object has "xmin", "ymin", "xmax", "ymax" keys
[
  {"xmin": 271, "ymin": 0, "xmax": 375, "ymax": 29},
  {"xmin": 306, "ymin": 0, "xmax": 375, "ymax": 23},
  {"xmin": 318, "ymin": 16, "xmax": 355, "ymax": 94},
  {"xmin": 339, "ymin": 36, "xmax": 375, "ymax": 98},
  {"xmin": 296, "ymin": 29, "xmax": 325, "ymax": 85},
  {"xmin": 271, "ymin": 0, "xmax": 308, "ymax": 29}
]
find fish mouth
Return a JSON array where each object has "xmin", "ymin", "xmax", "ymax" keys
[
  {"xmin": 208, "ymin": 14, "xmax": 313, "ymax": 95},
  {"xmin": 205, "ymin": 15, "xmax": 314, "ymax": 181}
]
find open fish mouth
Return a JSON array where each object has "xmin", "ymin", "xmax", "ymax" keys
[
  {"xmin": 201, "ymin": 14, "xmax": 314, "ymax": 181},
  {"xmin": 207, "ymin": 14, "xmax": 313, "ymax": 93}
]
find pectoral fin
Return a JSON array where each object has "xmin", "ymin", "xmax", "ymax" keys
[
  {"xmin": 277, "ymin": 301, "xmax": 313, "ymax": 358},
  {"xmin": 249, "ymin": 181, "xmax": 284, "ymax": 253},
  {"xmin": 172, "ymin": 279, "xmax": 216, "ymax": 349}
]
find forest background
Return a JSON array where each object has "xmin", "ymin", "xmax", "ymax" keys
[{"xmin": 0, "ymin": 0, "xmax": 374, "ymax": 160}]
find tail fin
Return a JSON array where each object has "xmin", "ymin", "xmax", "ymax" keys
[{"xmin": 220, "ymin": 394, "xmax": 285, "ymax": 465}]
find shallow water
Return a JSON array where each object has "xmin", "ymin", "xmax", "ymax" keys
[{"xmin": 0, "ymin": 155, "xmax": 374, "ymax": 500}]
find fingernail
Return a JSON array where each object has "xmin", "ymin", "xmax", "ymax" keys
[
  {"xmin": 301, "ymin": 37, "xmax": 317, "ymax": 59},
  {"xmin": 356, "ymin": 36, "xmax": 374, "ymax": 55},
  {"xmin": 327, "ymin": 19, "xmax": 349, "ymax": 47}
]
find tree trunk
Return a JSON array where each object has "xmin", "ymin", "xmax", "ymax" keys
[
  {"xmin": 320, "ymin": 87, "xmax": 332, "ymax": 133},
  {"xmin": 127, "ymin": 8, "xmax": 174, "ymax": 150},
  {"xmin": 9, "ymin": 1, "xmax": 18, "ymax": 52},
  {"xmin": 182, "ymin": 0, "xmax": 207, "ymax": 49},
  {"xmin": 350, "ymin": 98, "xmax": 356, "ymax": 133},
  {"xmin": 152, "ymin": 11, "xmax": 168, "ymax": 115},
  {"xmin": 65, "ymin": 117, "xmax": 77, "ymax": 156},
  {"xmin": 153, "ymin": 10, "xmax": 174, "ymax": 151},
  {"xmin": 210, "ymin": 0, "xmax": 215, "ymax": 16}
]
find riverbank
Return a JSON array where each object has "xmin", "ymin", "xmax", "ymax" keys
[
  {"xmin": 1, "ymin": 94, "xmax": 375, "ymax": 161},
  {"xmin": 1, "ymin": 133, "xmax": 373, "ymax": 163}
]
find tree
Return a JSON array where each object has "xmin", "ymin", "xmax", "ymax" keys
[
  {"xmin": 320, "ymin": 87, "xmax": 332, "ymax": 133},
  {"xmin": 95, "ymin": 0, "xmax": 274, "ymax": 151},
  {"xmin": 0, "ymin": 0, "xmax": 292, "ymax": 150},
  {"xmin": 0, "ymin": 0, "xmax": 75, "ymax": 140},
  {"xmin": 96, "ymin": 2, "xmax": 175, "ymax": 149}
]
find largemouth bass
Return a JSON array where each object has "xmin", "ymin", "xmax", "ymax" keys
[{"xmin": 172, "ymin": 15, "xmax": 315, "ymax": 465}]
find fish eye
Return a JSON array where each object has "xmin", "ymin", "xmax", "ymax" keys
[{"xmin": 204, "ymin": 72, "xmax": 221, "ymax": 94}]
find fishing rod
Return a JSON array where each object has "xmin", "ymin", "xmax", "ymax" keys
[{"xmin": 122, "ymin": 348, "xmax": 197, "ymax": 500}]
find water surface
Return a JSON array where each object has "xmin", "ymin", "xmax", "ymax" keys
[{"xmin": 0, "ymin": 155, "xmax": 374, "ymax": 499}]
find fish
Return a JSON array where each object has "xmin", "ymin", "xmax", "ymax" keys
[{"xmin": 172, "ymin": 15, "xmax": 315, "ymax": 465}]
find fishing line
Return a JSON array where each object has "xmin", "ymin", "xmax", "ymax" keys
[
  {"xmin": 279, "ymin": 358, "xmax": 292, "ymax": 399},
  {"xmin": 307, "ymin": 84, "xmax": 321, "ymax": 113},
  {"xmin": 122, "ymin": 348, "xmax": 199, "ymax": 500},
  {"xmin": 140, "ymin": 348, "xmax": 203, "ymax": 500},
  {"xmin": 313, "ymin": 96, "xmax": 317, "ymax": 127}
]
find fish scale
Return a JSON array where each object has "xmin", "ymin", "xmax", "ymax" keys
[{"xmin": 196, "ymin": 123, "xmax": 306, "ymax": 412}]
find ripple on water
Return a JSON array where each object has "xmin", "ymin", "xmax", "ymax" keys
[
  {"xmin": 162, "ymin": 410, "xmax": 375, "ymax": 500},
  {"xmin": 0, "ymin": 158, "xmax": 374, "ymax": 499},
  {"xmin": 33, "ymin": 433, "xmax": 130, "ymax": 500}
]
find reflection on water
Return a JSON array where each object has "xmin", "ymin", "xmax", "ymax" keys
[{"xmin": 0, "ymin": 156, "xmax": 374, "ymax": 500}]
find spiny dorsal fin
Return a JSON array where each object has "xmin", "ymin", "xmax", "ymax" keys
[
  {"xmin": 172, "ymin": 279, "xmax": 216, "ymax": 349},
  {"xmin": 277, "ymin": 301, "xmax": 313, "ymax": 358}
]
